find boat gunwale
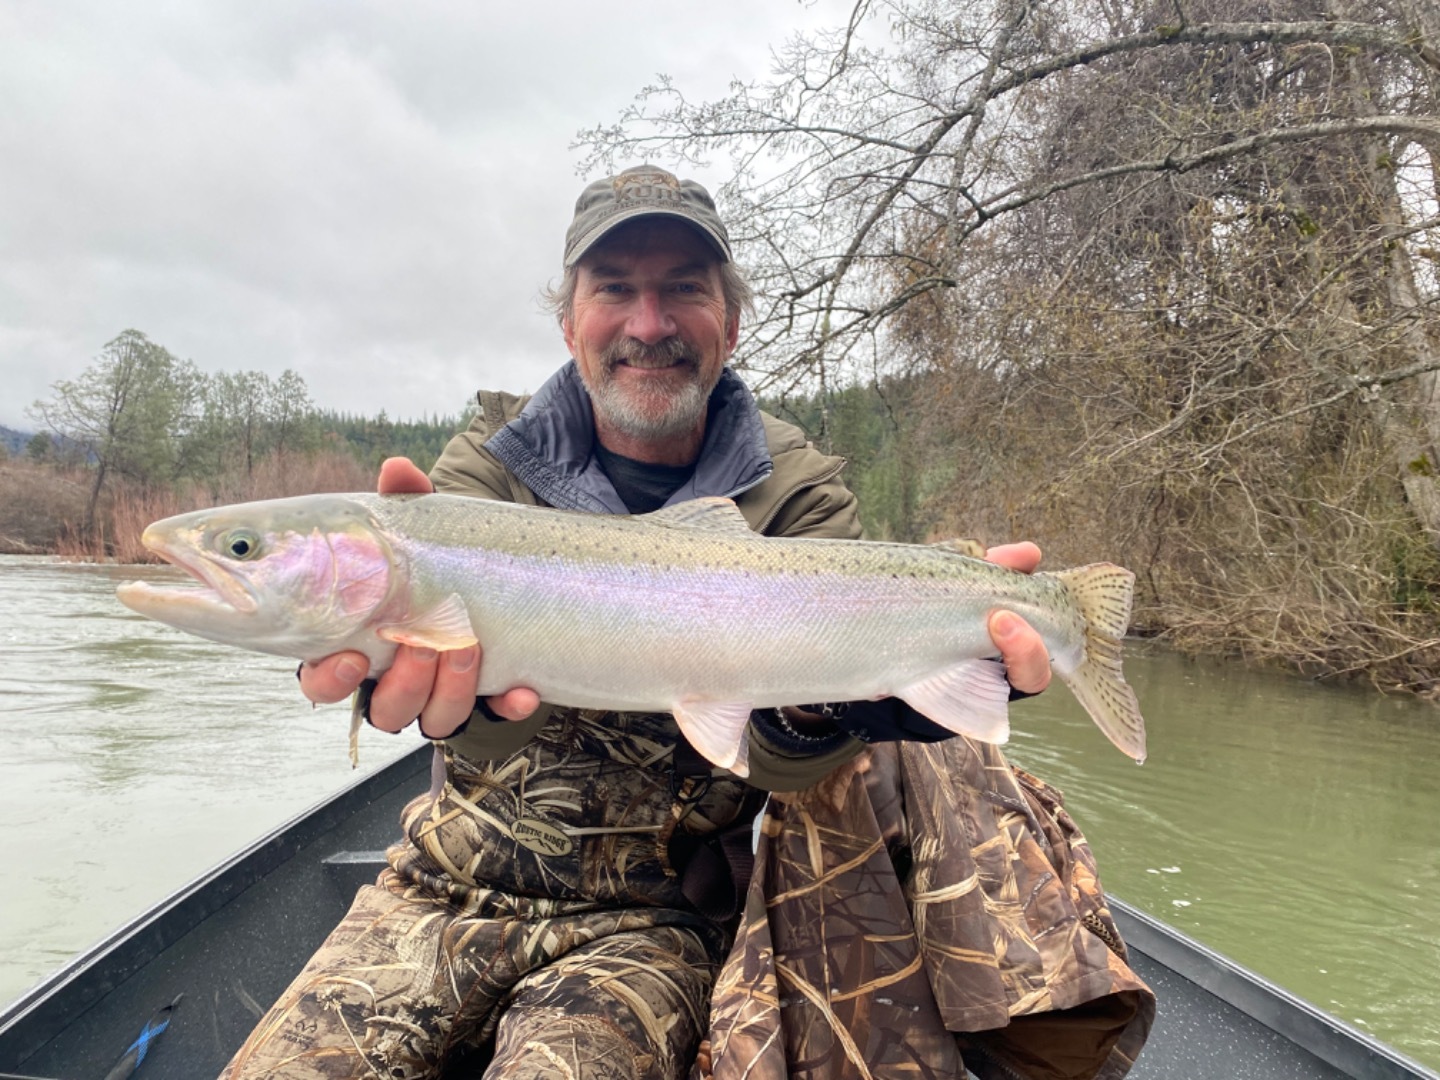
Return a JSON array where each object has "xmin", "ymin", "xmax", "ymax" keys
[
  {"xmin": 1110, "ymin": 897, "xmax": 1440, "ymax": 1080},
  {"xmin": 0, "ymin": 745, "xmax": 432, "ymax": 1067}
]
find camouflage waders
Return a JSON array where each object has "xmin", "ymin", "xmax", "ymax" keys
[{"xmin": 222, "ymin": 709, "xmax": 760, "ymax": 1079}]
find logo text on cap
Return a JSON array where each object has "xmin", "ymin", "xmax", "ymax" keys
[{"xmin": 614, "ymin": 169, "xmax": 683, "ymax": 206}]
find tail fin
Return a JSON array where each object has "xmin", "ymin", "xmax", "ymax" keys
[{"xmin": 1051, "ymin": 564, "xmax": 1147, "ymax": 763}]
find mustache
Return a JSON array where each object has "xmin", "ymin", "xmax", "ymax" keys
[{"xmin": 596, "ymin": 336, "xmax": 697, "ymax": 370}]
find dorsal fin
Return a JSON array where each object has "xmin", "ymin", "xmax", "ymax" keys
[
  {"xmin": 929, "ymin": 538, "xmax": 987, "ymax": 559},
  {"xmin": 641, "ymin": 497, "xmax": 753, "ymax": 535}
]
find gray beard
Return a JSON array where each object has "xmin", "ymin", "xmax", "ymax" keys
[{"xmin": 582, "ymin": 338, "xmax": 718, "ymax": 442}]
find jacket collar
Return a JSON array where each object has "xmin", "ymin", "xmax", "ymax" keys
[{"xmin": 484, "ymin": 360, "xmax": 773, "ymax": 514}]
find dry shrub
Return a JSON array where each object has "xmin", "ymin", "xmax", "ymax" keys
[
  {"xmin": 21, "ymin": 449, "xmax": 382, "ymax": 563},
  {"xmin": 244, "ymin": 450, "xmax": 372, "ymax": 499},
  {"xmin": 194, "ymin": 449, "xmax": 373, "ymax": 505},
  {"xmin": 106, "ymin": 488, "xmax": 192, "ymax": 563},
  {"xmin": 53, "ymin": 525, "xmax": 106, "ymax": 561},
  {"xmin": 1145, "ymin": 439, "xmax": 1440, "ymax": 694},
  {"xmin": 0, "ymin": 460, "xmax": 90, "ymax": 553},
  {"xmin": 915, "ymin": 341, "xmax": 1440, "ymax": 693}
]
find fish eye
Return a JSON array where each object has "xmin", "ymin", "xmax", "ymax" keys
[{"xmin": 220, "ymin": 529, "xmax": 262, "ymax": 560}]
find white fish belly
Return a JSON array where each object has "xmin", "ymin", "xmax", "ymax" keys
[{"xmin": 412, "ymin": 547, "xmax": 1003, "ymax": 711}]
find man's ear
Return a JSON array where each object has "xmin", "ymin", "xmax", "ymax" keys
[
  {"xmin": 562, "ymin": 315, "xmax": 576, "ymax": 356},
  {"xmin": 725, "ymin": 310, "xmax": 740, "ymax": 356}
]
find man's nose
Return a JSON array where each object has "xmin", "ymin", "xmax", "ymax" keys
[{"xmin": 626, "ymin": 290, "xmax": 677, "ymax": 344}]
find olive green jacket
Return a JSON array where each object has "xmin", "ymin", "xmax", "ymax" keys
[{"xmin": 429, "ymin": 378, "xmax": 867, "ymax": 791}]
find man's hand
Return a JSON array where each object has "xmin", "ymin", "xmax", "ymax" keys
[
  {"xmin": 983, "ymin": 542, "xmax": 1052, "ymax": 695},
  {"xmin": 296, "ymin": 456, "xmax": 540, "ymax": 738}
]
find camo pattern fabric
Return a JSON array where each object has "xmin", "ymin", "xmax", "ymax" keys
[
  {"xmin": 219, "ymin": 870, "xmax": 719, "ymax": 1078},
  {"xmin": 391, "ymin": 707, "xmax": 756, "ymax": 909},
  {"xmin": 222, "ymin": 713, "xmax": 1152, "ymax": 1079},
  {"xmin": 697, "ymin": 737, "xmax": 1155, "ymax": 1080},
  {"xmin": 220, "ymin": 707, "xmax": 755, "ymax": 1079}
]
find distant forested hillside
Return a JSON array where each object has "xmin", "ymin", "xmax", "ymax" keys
[
  {"xmin": 314, "ymin": 409, "xmax": 475, "ymax": 473},
  {"xmin": 1, "ymin": 425, "xmax": 32, "ymax": 457},
  {"xmin": 10, "ymin": 331, "xmax": 482, "ymax": 558}
]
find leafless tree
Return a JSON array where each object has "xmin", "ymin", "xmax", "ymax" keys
[{"xmin": 582, "ymin": 0, "xmax": 1440, "ymax": 690}]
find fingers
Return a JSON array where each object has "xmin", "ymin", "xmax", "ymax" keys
[
  {"xmin": 298, "ymin": 652, "xmax": 369, "ymax": 704},
  {"xmin": 417, "ymin": 645, "xmax": 489, "ymax": 738},
  {"xmin": 363, "ymin": 644, "xmax": 474, "ymax": 737},
  {"xmin": 359, "ymin": 643, "xmax": 539, "ymax": 739},
  {"xmin": 980, "ymin": 540, "xmax": 1050, "ymax": 694},
  {"xmin": 377, "ymin": 456, "xmax": 435, "ymax": 495},
  {"xmin": 983, "ymin": 541, "xmax": 1042, "ymax": 575},
  {"xmin": 487, "ymin": 687, "xmax": 542, "ymax": 722},
  {"xmin": 988, "ymin": 610, "xmax": 1052, "ymax": 695}
]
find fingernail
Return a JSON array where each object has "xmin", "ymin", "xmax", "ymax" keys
[
  {"xmin": 411, "ymin": 647, "xmax": 438, "ymax": 662},
  {"xmin": 336, "ymin": 657, "xmax": 366, "ymax": 685},
  {"xmin": 447, "ymin": 648, "xmax": 478, "ymax": 673},
  {"xmin": 991, "ymin": 611, "xmax": 1019, "ymax": 640}
]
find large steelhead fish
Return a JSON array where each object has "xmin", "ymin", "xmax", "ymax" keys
[{"xmin": 116, "ymin": 492, "xmax": 1147, "ymax": 775}]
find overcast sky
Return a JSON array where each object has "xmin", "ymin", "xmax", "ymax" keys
[{"xmin": 0, "ymin": 1, "xmax": 846, "ymax": 431}]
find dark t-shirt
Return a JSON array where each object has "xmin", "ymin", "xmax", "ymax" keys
[{"xmin": 593, "ymin": 443, "xmax": 696, "ymax": 514}]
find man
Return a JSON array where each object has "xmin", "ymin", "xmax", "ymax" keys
[{"xmin": 222, "ymin": 167, "xmax": 1145, "ymax": 1079}]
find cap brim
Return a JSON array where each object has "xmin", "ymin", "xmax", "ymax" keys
[{"xmin": 565, "ymin": 206, "xmax": 732, "ymax": 267}]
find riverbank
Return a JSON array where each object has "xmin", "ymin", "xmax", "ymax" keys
[{"xmin": 1005, "ymin": 641, "xmax": 1440, "ymax": 1068}]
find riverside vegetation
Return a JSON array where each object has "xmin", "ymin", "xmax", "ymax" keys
[{"xmin": 4, "ymin": 328, "xmax": 472, "ymax": 563}]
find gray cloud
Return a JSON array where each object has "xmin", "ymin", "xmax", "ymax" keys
[{"xmin": 0, "ymin": 0, "xmax": 841, "ymax": 429}]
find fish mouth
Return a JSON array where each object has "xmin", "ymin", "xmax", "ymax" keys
[{"xmin": 118, "ymin": 525, "xmax": 259, "ymax": 616}]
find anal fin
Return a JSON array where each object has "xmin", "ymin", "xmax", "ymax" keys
[
  {"xmin": 897, "ymin": 658, "xmax": 1011, "ymax": 745},
  {"xmin": 672, "ymin": 700, "xmax": 753, "ymax": 777}
]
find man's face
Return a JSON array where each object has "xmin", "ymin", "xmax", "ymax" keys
[{"xmin": 564, "ymin": 219, "xmax": 739, "ymax": 446}]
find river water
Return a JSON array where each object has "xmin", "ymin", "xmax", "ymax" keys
[
  {"xmin": 1, "ymin": 554, "xmax": 1438, "ymax": 1069},
  {"xmin": 0, "ymin": 556, "xmax": 412, "ymax": 1004}
]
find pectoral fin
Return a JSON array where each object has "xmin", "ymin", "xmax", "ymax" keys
[
  {"xmin": 672, "ymin": 700, "xmax": 753, "ymax": 777},
  {"xmin": 378, "ymin": 593, "xmax": 479, "ymax": 651},
  {"xmin": 897, "ymin": 658, "xmax": 1011, "ymax": 744}
]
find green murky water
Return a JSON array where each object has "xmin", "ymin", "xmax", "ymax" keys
[
  {"xmin": 1004, "ymin": 641, "xmax": 1440, "ymax": 1069},
  {"xmin": 0, "ymin": 555, "xmax": 1437, "ymax": 1067},
  {"xmin": 0, "ymin": 556, "xmax": 410, "ymax": 1004}
]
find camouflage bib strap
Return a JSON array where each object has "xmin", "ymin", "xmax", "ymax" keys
[{"xmin": 668, "ymin": 737, "xmax": 766, "ymax": 925}]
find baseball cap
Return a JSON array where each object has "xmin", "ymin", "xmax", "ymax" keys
[{"xmin": 563, "ymin": 165, "xmax": 733, "ymax": 267}]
